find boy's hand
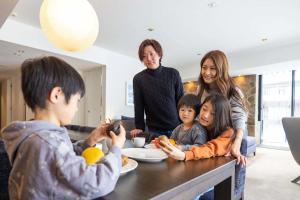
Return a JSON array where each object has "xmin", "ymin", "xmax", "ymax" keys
[
  {"xmin": 86, "ymin": 122, "xmax": 110, "ymax": 147},
  {"xmin": 111, "ymin": 125, "xmax": 126, "ymax": 149}
]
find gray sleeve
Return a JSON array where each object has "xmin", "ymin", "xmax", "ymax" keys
[
  {"xmin": 54, "ymin": 144, "xmax": 122, "ymax": 198},
  {"xmin": 180, "ymin": 144, "xmax": 191, "ymax": 151},
  {"xmin": 230, "ymin": 96, "xmax": 248, "ymax": 131},
  {"xmin": 170, "ymin": 125, "xmax": 181, "ymax": 140},
  {"xmin": 180, "ymin": 124, "xmax": 207, "ymax": 151},
  {"xmin": 191, "ymin": 124, "xmax": 207, "ymax": 145},
  {"xmin": 72, "ymin": 139, "xmax": 92, "ymax": 155}
]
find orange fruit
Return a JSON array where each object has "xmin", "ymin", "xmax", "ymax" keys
[{"xmin": 82, "ymin": 147, "xmax": 104, "ymax": 165}]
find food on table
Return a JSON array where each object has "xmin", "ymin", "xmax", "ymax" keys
[
  {"xmin": 82, "ymin": 147, "xmax": 104, "ymax": 165},
  {"xmin": 151, "ymin": 138, "xmax": 160, "ymax": 148},
  {"xmin": 121, "ymin": 155, "xmax": 129, "ymax": 167},
  {"xmin": 158, "ymin": 135, "xmax": 169, "ymax": 143},
  {"xmin": 152, "ymin": 136, "xmax": 176, "ymax": 148}
]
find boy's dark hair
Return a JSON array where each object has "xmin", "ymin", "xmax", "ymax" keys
[
  {"xmin": 21, "ymin": 56, "xmax": 85, "ymax": 111},
  {"xmin": 138, "ymin": 39, "xmax": 163, "ymax": 64},
  {"xmin": 201, "ymin": 93, "xmax": 233, "ymax": 140},
  {"xmin": 177, "ymin": 93, "xmax": 200, "ymax": 118}
]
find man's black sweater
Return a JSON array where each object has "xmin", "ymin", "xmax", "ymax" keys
[{"xmin": 133, "ymin": 66, "xmax": 183, "ymax": 131}]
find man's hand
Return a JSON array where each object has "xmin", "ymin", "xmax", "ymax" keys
[
  {"xmin": 130, "ymin": 129, "xmax": 143, "ymax": 137},
  {"xmin": 160, "ymin": 140, "xmax": 185, "ymax": 161}
]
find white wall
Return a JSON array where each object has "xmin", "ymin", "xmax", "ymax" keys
[
  {"xmin": 105, "ymin": 53, "xmax": 143, "ymax": 119},
  {"xmin": 0, "ymin": 19, "xmax": 142, "ymax": 120}
]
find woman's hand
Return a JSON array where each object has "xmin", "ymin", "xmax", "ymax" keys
[
  {"xmin": 160, "ymin": 140, "xmax": 185, "ymax": 161},
  {"xmin": 231, "ymin": 139, "xmax": 246, "ymax": 167},
  {"xmin": 111, "ymin": 125, "xmax": 126, "ymax": 149},
  {"xmin": 130, "ymin": 129, "xmax": 143, "ymax": 137}
]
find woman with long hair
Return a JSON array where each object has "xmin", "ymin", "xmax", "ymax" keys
[{"xmin": 197, "ymin": 50, "xmax": 248, "ymax": 166}]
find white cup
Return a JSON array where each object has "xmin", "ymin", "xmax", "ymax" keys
[
  {"xmin": 132, "ymin": 137, "xmax": 145, "ymax": 148},
  {"xmin": 95, "ymin": 143, "xmax": 103, "ymax": 151}
]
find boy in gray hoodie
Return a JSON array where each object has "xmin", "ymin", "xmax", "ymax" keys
[{"xmin": 1, "ymin": 56, "xmax": 126, "ymax": 200}]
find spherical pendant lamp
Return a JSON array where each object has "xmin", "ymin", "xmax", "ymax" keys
[{"xmin": 39, "ymin": 0, "xmax": 99, "ymax": 51}]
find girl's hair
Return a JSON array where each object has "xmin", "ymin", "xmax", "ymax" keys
[
  {"xmin": 177, "ymin": 94, "xmax": 200, "ymax": 118},
  {"xmin": 138, "ymin": 39, "xmax": 163, "ymax": 64},
  {"xmin": 197, "ymin": 50, "xmax": 247, "ymax": 112},
  {"xmin": 201, "ymin": 93, "xmax": 233, "ymax": 140}
]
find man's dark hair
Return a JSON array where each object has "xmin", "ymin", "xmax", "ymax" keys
[
  {"xmin": 21, "ymin": 56, "xmax": 85, "ymax": 111},
  {"xmin": 177, "ymin": 94, "xmax": 200, "ymax": 118},
  {"xmin": 138, "ymin": 39, "xmax": 163, "ymax": 64}
]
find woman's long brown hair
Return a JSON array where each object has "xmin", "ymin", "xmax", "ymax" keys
[{"xmin": 197, "ymin": 50, "xmax": 247, "ymax": 112}]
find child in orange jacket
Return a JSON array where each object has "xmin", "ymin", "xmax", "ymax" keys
[{"xmin": 160, "ymin": 93, "xmax": 234, "ymax": 161}]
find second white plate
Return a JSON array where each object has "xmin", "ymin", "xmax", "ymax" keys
[
  {"xmin": 122, "ymin": 148, "xmax": 168, "ymax": 162},
  {"xmin": 121, "ymin": 158, "xmax": 138, "ymax": 175},
  {"xmin": 144, "ymin": 143, "xmax": 159, "ymax": 149}
]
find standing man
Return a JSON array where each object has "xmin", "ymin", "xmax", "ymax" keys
[{"xmin": 130, "ymin": 39, "xmax": 184, "ymax": 141}]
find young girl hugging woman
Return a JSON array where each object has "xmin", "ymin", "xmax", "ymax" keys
[
  {"xmin": 160, "ymin": 93, "xmax": 234, "ymax": 161},
  {"xmin": 170, "ymin": 94, "xmax": 207, "ymax": 151}
]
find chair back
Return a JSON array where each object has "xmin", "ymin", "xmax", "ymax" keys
[{"xmin": 282, "ymin": 117, "xmax": 300, "ymax": 165}]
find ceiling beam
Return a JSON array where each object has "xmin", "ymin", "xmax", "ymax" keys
[{"xmin": 0, "ymin": 0, "xmax": 19, "ymax": 28}]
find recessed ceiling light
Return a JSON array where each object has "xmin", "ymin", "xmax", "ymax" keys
[
  {"xmin": 147, "ymin": 28, "xmax": 154, "ymax": 32},
  {"xmin": 261, "ymin": 38, "xmax": 268, "ymax": 42},
  {"xmin": 11, "ymin": 12, "xmax": 18, "ymax": 17},
  {"xmin": 208, "ymin": 2, "xmax": 217, "ymax": 8},
  {"xmin": 13, "ymin": 50, "xmax": 24, "ymax": 56}
]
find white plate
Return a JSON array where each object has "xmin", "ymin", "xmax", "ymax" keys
[
  {"xmin": 121, "ymin": 158, "xmax": 138, "ymax": 175},
  {"xmin": 144, "ymin": 143, "xmax": 159, "ymax": 149},
  {"xmin": 122, "ymin": 148, "xmax": 168, "ymax": 162}
]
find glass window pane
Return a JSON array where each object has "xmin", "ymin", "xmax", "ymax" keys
[
  {"xmin": 262, "ymin": 70, "xmax": 292, "ymax": 147},
  {"xmin": 295, "ymin": 70, "xmax": 300, "ymax": 117}
]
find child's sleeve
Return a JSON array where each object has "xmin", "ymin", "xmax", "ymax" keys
[
  {"xmin": 181, "ymin": 124, "xmax": 208, "ymax": 151},
  {"xmin": 170, "ymin": 125, "xmax": 181, "ymax": 140},
  {"xmin": 72, "ymin": 140, "xmax": 93, "ymax": 155},
  {"xmin": 184, "ymin": 128, "xmax": 234, "ymax": 161},
  {"xmin": 54, "ymin": 144, "xmax": 122, "ymax": 198},
  {"xmin": 191, "ymin": 124, "xmax": 208, "ymax": 146}
]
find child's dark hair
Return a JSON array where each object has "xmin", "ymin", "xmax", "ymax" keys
[
  {"xmin": 201, "ymin": 93, "xmax": 233, "ymax": 140},
  {"xmin": 177, "ymin": 94, "xmax": 200, "ymax": 118},
  {"xmin": 21, "ymin": 56, "xmax": 85, "ymax": 111}
]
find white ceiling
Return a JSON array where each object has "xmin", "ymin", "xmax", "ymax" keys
[
  {"xmin": 2, "ymin": 0, "xmax": 300, "ymax": 71},
  {"xmin": 0, "ymin": 40, "xmax": 100, "ymax": 72}
]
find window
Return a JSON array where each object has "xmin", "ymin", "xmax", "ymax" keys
[{"xmin": 294, "ymin": 70, "xmax": 300, "ymax": 117}]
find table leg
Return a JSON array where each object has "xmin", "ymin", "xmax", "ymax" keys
[{"xmin": 214, "ymin": 176, "xmax": 234, "ymax": 200}]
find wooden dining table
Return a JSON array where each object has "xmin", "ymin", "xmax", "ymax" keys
[
  {"xmin": 97, "ymin": 141, "xmax": 236, "ymax": 200},
  {"xmin": 67, "ymin": 132, "xmax": 236, "ymax": 200}
]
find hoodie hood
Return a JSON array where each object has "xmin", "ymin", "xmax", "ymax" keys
[{"xmin": 1, "ymin": 120, "xmax": 66, "ymax": 164}]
